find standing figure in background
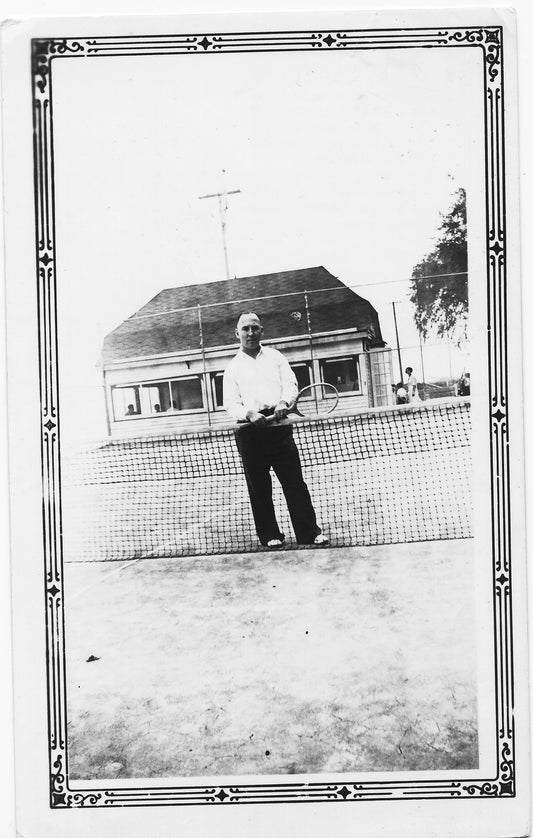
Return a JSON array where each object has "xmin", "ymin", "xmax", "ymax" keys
[
  {"xmin": 405, "ymin": 367, "xmax": 420, "ymax": 403},
  {"xmin": 223, "ymin": 312, "xmax": 328, "ymax": 550},
  {"xmin": 457, "ymin": 372, "xmax": 471, "ymax": 396}
]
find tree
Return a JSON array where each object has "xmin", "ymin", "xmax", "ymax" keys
[{"xmin": 409, "ymin": 188, "xmax": 468, "ymax": 341}]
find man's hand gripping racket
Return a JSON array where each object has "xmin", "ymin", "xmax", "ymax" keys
[{"xmin": 246, "ymin": 383, "xmax": 339, "ymax": 426}]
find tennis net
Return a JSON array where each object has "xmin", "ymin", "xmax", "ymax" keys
[{"xmin": 61, "ymin": 399, "xmax": 472, "ymax": 562}]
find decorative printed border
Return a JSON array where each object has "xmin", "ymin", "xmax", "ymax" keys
[{"xmin": 32, "ymin": 26, "xmax": 512, "ymax": 807}]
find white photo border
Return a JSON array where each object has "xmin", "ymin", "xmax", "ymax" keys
[{"xmin": 32, "ymin": 25, "xmax": 512, "ymax": 807}]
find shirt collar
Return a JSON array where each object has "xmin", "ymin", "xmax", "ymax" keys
[{"xmin": 238, "ymin": 345, "xmax": 264, "ymax": 360}]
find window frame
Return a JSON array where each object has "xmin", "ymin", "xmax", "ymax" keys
[
  {"xmin": 111, "ymin": 374, "xmax": 206, "ymax": 421},
  {"xmin": 111, "ymin": 384, "xmax": 142, "ymax": 420},
  {"xmin": 210, "ymin": 371, "xmax": 225, "ymax": 411},
  {"xmin": 290, "ymin": 361, "xmax": 313, "ymax": 391},
  {"xmin": 318, "ymin": 355, "xmax": 362, "ymax": 396}
]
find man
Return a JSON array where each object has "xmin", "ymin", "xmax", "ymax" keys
[{"xmin": 223, "ymin": 312, "xmax": 328, "ymax": 549}]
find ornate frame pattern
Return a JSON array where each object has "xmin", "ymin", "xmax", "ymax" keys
[{"xmin": 32, "ymin": 26, "xmax": 512, "ymax": 807}]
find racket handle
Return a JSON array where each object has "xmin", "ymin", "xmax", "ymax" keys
[{"xmin": 265, "ymin": 411, "xmax": 292, "ymax": 424}]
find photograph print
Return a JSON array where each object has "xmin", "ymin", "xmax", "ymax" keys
[{"xmin": 16, "ymin": 9, "xmax": 522, "ymax": 817}]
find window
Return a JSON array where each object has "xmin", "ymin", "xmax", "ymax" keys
[
  {"xmin": 290, "ymin": 362, "xmax": 312, "ymax": 391},
  {"xmin": 170, "ymin": 377, "xmax": 203, "ymax": 410},
  {"xmin": 112, "ymin": 376, "xmax": 204, "ymax": 420},
  {"xmin": 112, "ymin": 386, "xmax": 141, "ymax": 419},
  {"xmin": 211, "ymin": 372, "xmax": 224, "ymax": 409},
  {"xmin": 320, "ymin": 356, "xmax": 360, "ymax": 393},
  {"xmin": 141, "ymin": 382, "xmax": 172, "ymax": 414}
]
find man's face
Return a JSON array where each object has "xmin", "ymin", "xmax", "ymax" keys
[{"xmin": 236, "ymin": 314, "xmax": 263, "ymax": 352}]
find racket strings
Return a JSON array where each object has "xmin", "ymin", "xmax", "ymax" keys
[{"xmin": 295, "ymin": 382, "xmax": 339, "ymax": 416}]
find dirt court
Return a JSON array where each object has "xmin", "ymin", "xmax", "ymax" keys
[{"xmin": 64, "ymin": 539, "xmax": 478, "ymax": 780}]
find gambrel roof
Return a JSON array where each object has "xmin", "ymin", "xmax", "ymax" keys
[{"xmin": 103, "ymin": 266, "xmax": 385, "ymax": 364}]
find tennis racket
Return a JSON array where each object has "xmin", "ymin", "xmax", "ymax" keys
[{"xmin": 267, "ymin": 382, "xmax": 339, "ymax": 421}]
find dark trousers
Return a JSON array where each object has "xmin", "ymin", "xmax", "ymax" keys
[{"xmin": 235, "ymin": 424, "xmax": 320, "ymax": 545}]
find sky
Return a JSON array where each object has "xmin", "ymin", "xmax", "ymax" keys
[{"xmin": 51, "ymin": 45, "xmax": 485, "ymax": 441}]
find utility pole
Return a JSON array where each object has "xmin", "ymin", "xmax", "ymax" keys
[
  {"xmin": 391, "ymin": 301, "xmax": 404, "ymax": 384},
  {"xmin": 198, "ymin": 172, "xmax": 241, "ymax": 279}
]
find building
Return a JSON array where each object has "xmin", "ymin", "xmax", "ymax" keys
[{"xmin": 102, "ymin": 266, "xmax": 393, "ymax": 436}]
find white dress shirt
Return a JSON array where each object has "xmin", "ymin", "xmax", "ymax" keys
[{"xmin": 223, "ymin": 345, "xmax": 298, "ymax": 422}]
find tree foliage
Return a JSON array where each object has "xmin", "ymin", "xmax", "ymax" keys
[{"xmin": 409, "ymin": 188, "xmax": 468, "ymax": 341}]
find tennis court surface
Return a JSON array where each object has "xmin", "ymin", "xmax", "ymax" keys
[
  {"xmin": 64, "ymin": 539, "xmax": 477, "ymax": 780},
  {"xmin": 62, "ymin": 398, "xmax": 476, "ymax": 778}
]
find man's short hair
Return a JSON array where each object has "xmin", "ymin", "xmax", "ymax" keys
[
  {"xmin": 236, "ymin": 311, "xmax": 262, "ymax": 326},
  {"xmin": 405, "ymin": 367, "xmax": 413, "ymax": 374}
]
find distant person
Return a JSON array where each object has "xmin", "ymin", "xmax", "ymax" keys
[
  {"xmin": 154, "ymin": 404, "xmax": 161, "ymax": 413},
  {"xmin": 126, "ymin": 404, "xmax": 136, "ymax": 416},
  {"xmin": 405, "ymin": 367, "xmax": 420, "ymax": 403},
  {"xmin": 457, "ymin": 372, "xmax": 471, "ymax": 396},
  {"xmin": 223, "ymin": 311, "xmax": 328, "ymax": 549},
  {"xmin": 395, "ymin": 383, "xmax": 408, "ymax": 405}
]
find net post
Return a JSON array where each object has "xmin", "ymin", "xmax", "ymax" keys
[
  {"xmin": 304, "ymin": 290, "xmax": 320, "ymax": 414},
  {"xmin": 418, "ymin": 336, "xmax": 426, "ymax": 400},
  {"xmin": 197, "ymin": 304, "xmax": 212, "ymax": 429}
]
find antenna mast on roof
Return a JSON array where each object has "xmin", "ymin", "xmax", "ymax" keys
[{"xmin": 198, "ymin": 171, "xmax": 241, "ymax": 280}]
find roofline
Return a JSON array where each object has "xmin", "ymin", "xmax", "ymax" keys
[
  {"xmin": 154, "ymin": 265, "xmax": 329, "ymax": 297},
  {"xmin": 103, "ymin": 326, "xmax": 376, "ymax": 369},
  {"xmin": 121, "ymin": 278, "xmax": 359, "ymax": 325}
]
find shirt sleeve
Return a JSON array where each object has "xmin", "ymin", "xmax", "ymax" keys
[
  {"xmin": 278, "ymin": 352, "xmax": 298, "ymax": 405},
  {"xmin": 223, "ymin": 365, "xmax": 248, "ymax": 422}
]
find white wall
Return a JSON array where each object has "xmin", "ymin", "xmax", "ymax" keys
[{"xmin": 105, "ymin": 334, "xmax": 372, "ymax": 437}]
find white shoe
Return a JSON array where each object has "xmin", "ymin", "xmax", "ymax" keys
[
  {"xmin": 267, "ymin": 538, "xmax": 284, "ymax": 549},
  {"xmin": 313, "ymin": 534, "xmax": 329, "ymax": 546}
]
